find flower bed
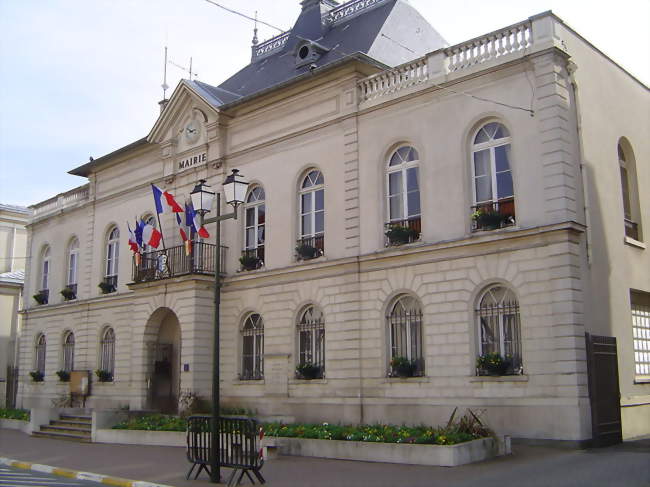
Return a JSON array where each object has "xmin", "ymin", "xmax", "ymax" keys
[{"xmin": 0, "ymin": 408, "xmax": 30, "ymax": 421}]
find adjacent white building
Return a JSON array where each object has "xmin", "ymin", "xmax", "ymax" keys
[{"xmin": 18, "ymin": 1, "xmax": 649, "ymax": 443}]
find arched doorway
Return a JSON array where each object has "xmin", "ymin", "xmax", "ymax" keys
[{"xmin": 144, "ymin": 308, "xmax": 181, "ymax": 413}]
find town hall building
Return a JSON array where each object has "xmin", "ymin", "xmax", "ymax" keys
[{"xmin": 17, "ymin": 0, "xmax": 649, "ymax": 443}]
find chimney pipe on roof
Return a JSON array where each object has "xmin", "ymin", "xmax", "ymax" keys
[{"xmin": 158, "ymin": 99, "xmax": 169, "ymax": 114}]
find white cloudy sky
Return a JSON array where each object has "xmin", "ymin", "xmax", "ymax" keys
[{"xmin": 1, "ymin": 0, "xmax": 648, "ymax": 207}]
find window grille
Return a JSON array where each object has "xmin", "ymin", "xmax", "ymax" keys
[
  {"xmin": 297, "ymin": 306, "xmax": 325, "ymax": 378},
  {"xmin": 63, "ymin": 331, "xmax": 75, "ymax": 372},
  {"xmin": 631, "ymin": 292, "xmax": 650, "ymax": 378},
  {"xmin": 35, "ymin": 333, "xmax": 46, "ymax": 375},
  {"xmin": 387, "ymin": 295, "xmax": 424, "ymax": 376},
  {"xmin": 476, "ymin": 285, "xmax": 522, "ymax": 374},
  {"xmin": 241, "ymin": 314, "xmax": 264, "ymax": 380},
  {"xmin": 100, "ymin": 327, "xmax": 115, "ymax": 378}
]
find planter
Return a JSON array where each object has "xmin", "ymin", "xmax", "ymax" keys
[
  {"xmin": 385, "ymin": 225, "xmax": 419, "ymax": 246},
  {"xmin": 262, "ymin": 436, "xmax": 499, "ymax": 467},
  {"xmin": 296, "ymin": 364, "xmax": 322, "ymax": 380},
  {"xmin": 296, "ymin": 244, "xmax": 321, "ymax": 260},
  {"xmin": 95, "ymin": 428, "xmax": 185, "ymax": 446},
  {"xmin": 239, "ymin": 255, "xmax": 262, "ymax": 271},
  {"xmin": 0, "ymin": 418, "xmax": 30, "ymax": 433}
]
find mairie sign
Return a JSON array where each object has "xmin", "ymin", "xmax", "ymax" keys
[{"xmin": 178, "ymin": 152, "xmax": 207, "ymax": 170}]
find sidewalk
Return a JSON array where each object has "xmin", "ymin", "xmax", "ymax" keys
[{"xmin": 0, "ymin": 429, "xmax": 648, "ymax": 487}]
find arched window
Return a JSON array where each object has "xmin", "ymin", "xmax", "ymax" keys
[
  {"xmin": 242, "ymin": 186, "xmax": 265, "ymax": 268},
  {"xmin": 618, "ymin": 142, "xmax": 642, "ymax": 241},
  {"xmin": 62, "ymin": 331, "xmax": 75, "ymax": 372},
  {"xmin": 67, "ymin": 238, "xmax": 79, "ymax": 298},
  {"xmin": 241, "ymin": 314, "xmax": 264, "ymax": 380},
  {"xmin": 35, "ymin": 333, "xmax": 46, "ymax": 375},
  {"xmin": 476, "ymin": 284, "xmax": 522, "ymax": 375},
  {"xmin": 471, "ymin": 122, "xmax": 515, "ymax": 230},
  {"xmin": 41, "ymin": 246, "xmax": 50, "ymax": 292},
  {"xmin": 297, "ymin": 170, "xmax": 324, "ymax": 258},
  {"xmin": 99, "ymin": 327, "xmax": 115, "ymax": 380},
  {"xmin": 104, "ymin": 226, "xmax": 119, "ymax": 292},
  {"xmin": 296, "ymin": 306, "xmax": 325, "ymax": 379},
  {"xmin": 387, "ymin": 295, "xmax": 423, "ymax": 377},
  {"xmin": 386, "ymin": 146, "xmax": 421, "ymax": 242},
  {"xmin": 142, "ymin": 215, "xmax": 157, "ymax": 253}
]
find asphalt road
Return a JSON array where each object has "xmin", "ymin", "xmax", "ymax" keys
[
  {"xmin": 0, "ymin": 464, "xmax": 97, "ymax": 486},
  {"xmin": 0, "ymin": 429, "xmax": 648, "ymax": 487}
]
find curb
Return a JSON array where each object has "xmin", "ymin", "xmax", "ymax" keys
[{"xmin": 0, "ymin": 457, "xmax": 175, "ymax": 487}]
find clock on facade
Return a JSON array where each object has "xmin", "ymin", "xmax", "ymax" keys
[{"xmin": 184, "ymin": 120, "xmax": 200, "ymax": 143}]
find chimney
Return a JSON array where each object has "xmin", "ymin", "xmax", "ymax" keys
[{"xmin": 158, "ymin": 99, "xmax": 169, "ymax": 114}]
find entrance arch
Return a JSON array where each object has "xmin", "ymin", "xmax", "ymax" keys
[{"xmin": 144, "ymin": 307, "xmax": 181, "ymax": 413}]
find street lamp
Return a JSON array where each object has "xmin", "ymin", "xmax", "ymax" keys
[{"xmin": 191, "ymin": 169, "xmax": 248, "ymax": 483}]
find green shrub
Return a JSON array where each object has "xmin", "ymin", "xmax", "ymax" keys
[
  {"xmin": 112, "ymin": 414, "xmax": 187, "ymax": 431},
  {"xmin": 0, "ymin": 408, "xmax": 30, "ymax": 421}
]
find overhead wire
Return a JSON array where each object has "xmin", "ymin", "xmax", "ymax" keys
[{"xmin": 202, "ymin": 0, "xmax": 285, "ymax": 33}]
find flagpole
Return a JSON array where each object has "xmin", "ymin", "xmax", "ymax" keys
[{"xmin": 156, "ymin": 212, "xmax": 167, "ymax": 250}]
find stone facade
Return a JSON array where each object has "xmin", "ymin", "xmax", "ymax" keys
[{"xmin": 17, "ymin": 9, "xmax": 648, "ymax": 442}]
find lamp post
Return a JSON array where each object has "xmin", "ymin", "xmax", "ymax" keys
[{"xmin": 190, "ymin": 169, "xmax": 248, "ymax": 483}]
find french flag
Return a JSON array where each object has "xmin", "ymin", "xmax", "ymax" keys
[
  {"xmin": 141, "ymin": 220, "xmax": 162, "ymax": 248},
  {"xmin": 151, "ymin": 184, "xmax": 183, "ymax": 214},
  {"xmin": 185, "ymin": 201, "xmax": 210, "ymax": 238},
  {"xmin": 127, "ymin": 222, "xmax": 139, "ymax": 253}
]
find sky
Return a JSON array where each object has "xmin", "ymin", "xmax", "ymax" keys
[{"xmin": 0, "ymin": 0, "xmax": 648, "ymax": 207}]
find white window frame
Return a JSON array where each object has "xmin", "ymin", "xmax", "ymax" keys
[
  {"xmin": 41, "ymin": 246, "xmax": 50, "ymax": 291},
  {"xmin": 631, "ymin": 292, "xmax": 650, "ymax": 380},
  {"xmin": 241, "ymin": 313, "xmax": 264, "ymax": 380},
  {"xmin": 243, "ymin": 187, "xmax": 266, "ymax": 252},
  {"xmin": 105, "ymin": 226, "xmax": 119, "ymax": 278},
  {"xmin": 100, "ymin": 327, "xmax": 115, "ymax": 377},
  {"xmin": 35, "ymin": 333, "xmax": 46, "ymax": 375},
  {"xmin": 476, "ymin": 284, "xmax": 522, "ymax": 373},
  {"xmin": 471, "ymin": 122, "xmax": 513, "ymax": 205},
  {"xmin": 62, "ymin": 330, "xmax": 75, "ymax": 372},
  {"xmin": 67, "ymin": 239, "xmax": 79, "ymax": 286},
  {"xmin": 299, "ymin": 170, "xmax": 324, "ymax": 239},
  {"xmin": 387, "ymin": 295, "xmax": 423, "ymax": 375},
  {"xmin": 386, "ymin": 146, "xmax": 420, "ymax": 223},
  {"xmin": 297, "ymin": 305, "xmax": 325, "ymax": 372}
]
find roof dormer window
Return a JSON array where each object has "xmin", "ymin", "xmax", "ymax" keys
[{"xmin": 295, "ymin": 40, "xmax": 328, "ymax": 68}]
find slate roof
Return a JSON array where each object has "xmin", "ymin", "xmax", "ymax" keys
[
  {"xmin": 0, "ymin": 269, "xmax": 25, "ymax": 285},
  {"xmin": 198, "ymin": 0, "xmax": 446, "ymax": 107}
]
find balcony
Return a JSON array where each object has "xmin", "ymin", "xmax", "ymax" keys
[
  {"xmin": 131, "ymin": 242, "xmax": 227, "ymax": 284},
  {"xmin": 471, "ymin": 198, "xmax": 516, "ymax": 232},
  {"xmin": 240, "ymin": 247, "xmax": 264, "ymax": 271},
  {"xmin": 31, "ymin": 185, "xmax": 89, "ymax": 219},
  {"xmin": 296, "ymin": 235, "xmax": 324, "ymax": 261},
  {"xmin": 385, "ymin": 217, "xmax": 421, "ymax": 246}
]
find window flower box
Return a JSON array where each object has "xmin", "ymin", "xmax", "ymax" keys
[
  {"xmin": 33, "ymin": 290, "xmax": 48, "ymax": 305},
  {"xmin": 239, "ymin": 254, "xmax": 263, "ymax": 271},
  {"xmin": 60, "ymin": 285, "xmax": 76, "ymax": 301},
  {"xmin": 29, "ymin": 370, "xmax": 44, "ymax": 382},
  {"xmin": 98, "ymin": 280, "xmax": 116, "ymax": 294},
  {"xmin": 476, "ymin": 353, "xmax": 511, "ymax": 376},
  {"xmin": 296, "ymin": 243, "xmax": 322, "ymax": 260},
  {"xmin": 95, "ymin": 369, "xmax": 113, "ymax": 382},
  {"xmin": 56, "ymin": 370, "xmax": 71, "ymax": 382},
  {"xmin": 385, "ymin": 224, "xmax": 419, "ymax": 246},
  {"xmin": 296, "ymin": 362, "xmax": 322, "ymax": 380},
  {"xmin": 389, "ymin": 356, "xmax": 418, "ymax": 378}
]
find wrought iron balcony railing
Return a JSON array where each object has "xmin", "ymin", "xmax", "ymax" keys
[
  {"xmin": 471, "ymin": 198, "xmax": 516, "ymax": 232},
  {"xmin": 385, "ymin": 217, "xmax": 421, "ymax": 246},
  {"xmin": 132, "ymin": 242, "xmax": 227, "ymax": 284},
  {"xmin": 296, "ymin": 235, "xmax": 324, "ymax": 260},
  {"xmin": 625, "ymin": 218, "xmax": 639, "ymax": 241}
]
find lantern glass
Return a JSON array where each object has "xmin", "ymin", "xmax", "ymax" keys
[
  {"xmin": 190, "ymin": 179, "xmax": 215, "ymax": 214},
  {"xmin": 223, "ymin": 169, "xmax": 248, "ymax": 208}
]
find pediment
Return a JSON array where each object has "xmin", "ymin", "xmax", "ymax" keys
[{"xmin": 147, "ymin": 80, "xmax": 220, "ymax": 146}]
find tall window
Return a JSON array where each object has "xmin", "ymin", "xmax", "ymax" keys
[
  {"xmin": 100, "ymin": 327, "xmax": 115, "ymax": 379},
  {"xmin": 618, "ymin": 143, "xmax": 642, "ymax": 241},
  {"xmin": 472, "ymin": 122, "xmax": 515, "ymax": 229},
  {"xmin": 41, "ymin": 246, "xmax": 50, "ymax": 292},
  {"xmin": 63, "ymin": 331, "xmax": 75, "ymax": 372},
  {"xmin": 386, "ymin": 146, "xmax": 421, "ymax": 239},
  {"xmin": 241, "ymin": 313, "xmax": 264, "ymax": 380},
  {"xmin": 35, "ymin": 333, "xmax": 46, "ymax": 375},
  {"xmin": 243, "ymin": 187, "xmax": 265, "ymax": 265},
  {"xmin": 104, "ymin": 226, "xmax": 119, "ymax": 291},
  {"xmin": 67, "ymin": 238, "xmax": 79, "ymax": 298},
  {"xmin": 476, "ymin": 284, "xmax": 522, "ymax": 374},
  {"xmin": 297, "ymin": 306, "xmax": 325, "ymax": 379},
  {"xmin": 298, "ymin": 170, "xmax": 324, "ymax": 256},
  {"xmin": 631, "ymin": 291, "xmax": 650, "ymax": 380},
  {"xmin": 387, "ymin": 295, "xmax": 424, "ymax": 376}
]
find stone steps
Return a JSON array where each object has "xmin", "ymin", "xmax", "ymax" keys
[{"xmin": 33, "ymin": 414, "xmax": 92, "ymax": 442}]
